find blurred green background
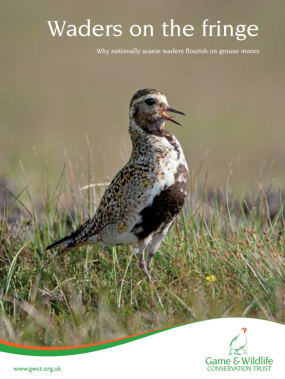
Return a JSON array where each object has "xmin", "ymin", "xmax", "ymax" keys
[{"xmin": 1, "ymin": 0, "xmax": 284, "ymax": 194}]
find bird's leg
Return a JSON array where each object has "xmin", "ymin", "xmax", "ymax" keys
[
  {"xmin": 146, "ymin": 226, "xmax": 171, "ymax": 269},
  {"xmin": 139, "ymin": 250, "xmax": 153, "ymax": 283},
  {"xmin": 146, "ymin": 251, "xmax": 155, "ymax": 270},
  {"xmin": 135, "ymin": 242, "xmax": 153, "ymax": 283}
]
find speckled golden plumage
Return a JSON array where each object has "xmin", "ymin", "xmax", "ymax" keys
[{"xmin": 47, "ymin": 89, "xmax": 189, "ymax": 282}]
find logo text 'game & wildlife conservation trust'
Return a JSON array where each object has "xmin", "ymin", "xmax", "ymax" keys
[{"xmin": 205, "ymin": 328, "xmax": 274, "ymax": 372}]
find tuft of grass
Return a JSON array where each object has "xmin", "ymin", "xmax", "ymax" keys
[{"xmin": 0, "ymin": 171, "xmax": 285, "ymax": 346}]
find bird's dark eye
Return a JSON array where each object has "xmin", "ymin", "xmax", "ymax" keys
[{"xmin": 145, "ymin": 98, "xmax": 156, "ymax": 106}]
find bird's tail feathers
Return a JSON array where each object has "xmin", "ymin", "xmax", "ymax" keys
[
  {"xmin": 46, "ymin": 218, "xmax": 92, "ymax": 252},
  {"xmin": 46, "ymin": 235, "xmax": 75, "ymax": 251}
]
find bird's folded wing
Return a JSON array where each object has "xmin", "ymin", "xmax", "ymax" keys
[{"xmin": 88, "ymin": 163, "xmax": 156, "ymax": 234}]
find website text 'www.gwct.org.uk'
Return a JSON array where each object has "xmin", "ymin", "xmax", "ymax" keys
[{"xmin": 13, "ymin": 366, "xmax": 61, "ymax": 373}]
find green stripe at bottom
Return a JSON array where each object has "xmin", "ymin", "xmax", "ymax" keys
[{"xmin": 0, "ymin": 324, "xmax": 182, "ymax": 356}]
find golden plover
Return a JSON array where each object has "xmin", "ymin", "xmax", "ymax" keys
[{"xmin": 47, "ymin": 88, "xmax": 189, "ymax": 281}]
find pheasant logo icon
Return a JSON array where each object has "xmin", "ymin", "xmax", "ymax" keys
[{"xmin": 229, "ymin": 327, "xmax": 248, "ymax": 355}]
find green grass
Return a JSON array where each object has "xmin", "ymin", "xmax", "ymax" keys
[{"xmin": 0, "ymin": 175, "xmax": 285, "ymax": 347}]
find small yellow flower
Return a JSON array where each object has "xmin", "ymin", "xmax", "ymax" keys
[{"xmin": 206, "ymin": 274, "xmax": 217, "ymax": 282}]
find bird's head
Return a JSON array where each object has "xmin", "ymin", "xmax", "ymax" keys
[
  {"xmin": 241, "ymin": 328, "xmax": 247, "ymax": 334},
  {"xmin": 129, "ymin": 88, "xmax": 185, "ymax": 135}
]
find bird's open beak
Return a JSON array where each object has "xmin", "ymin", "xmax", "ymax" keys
[{"xmin": 160, "ymin": 107, "xmax": 186, "ymax": 126}]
